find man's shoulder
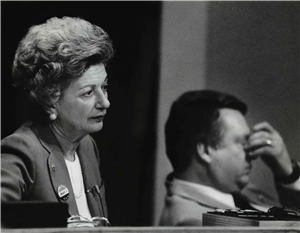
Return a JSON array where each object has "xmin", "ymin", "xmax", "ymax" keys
[
  {"xmin": 161, "ymin": 179, "xmax": 214, "ymax": 226},
  {"xmin": 167, "ymin": 192, "xmax": 212, "ymax": 212},
  {"xmin": 160, "ymin": 194, "xmax": 210, "ymax": 226},
  {"xmin": 166, "ymin": 176, "xmax": 233, "ymax": 209}
]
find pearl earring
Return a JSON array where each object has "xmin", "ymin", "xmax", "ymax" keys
[{"xmin": 49, "ymin": 113, "xmax": 57, "ymax": 121}]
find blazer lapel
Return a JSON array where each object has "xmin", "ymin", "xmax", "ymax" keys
[
  {"xmin": 30, "ymin": 123, "xmax": 79, "ymax": 216},
  {"xmin": 77, "ymin": 141, "xmax": 102, "ymax": 217}
]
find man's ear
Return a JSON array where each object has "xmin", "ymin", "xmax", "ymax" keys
[{"xmin": 196, "ymin": 143, "xmax": 212, "ymax": 164}]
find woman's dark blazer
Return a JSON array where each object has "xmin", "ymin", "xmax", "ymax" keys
[{"xmin": 1, "ymin": 121, "xmax": 108, "ymax": 218}]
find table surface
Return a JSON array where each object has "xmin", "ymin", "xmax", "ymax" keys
[{"xmin": 2, "ymin": 226, "xmax": 300, "ymax": 233}]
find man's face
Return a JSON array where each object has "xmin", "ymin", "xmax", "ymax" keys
[{"xmin": 209, "ymin": 108, "xmax": 251, "ymax": 193}]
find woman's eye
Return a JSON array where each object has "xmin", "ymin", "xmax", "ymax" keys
[
  {"xmin": 102, "ymin": 84, "xmax": 108, "ymax": 91},
  {"xmin": 83, "ymin": 90, "xmax": 93, "ymax": 97}
]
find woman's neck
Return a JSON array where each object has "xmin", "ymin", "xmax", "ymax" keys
[{"xmin": 49, "ymin": 122, "xmax": 81, "ymax": 161}]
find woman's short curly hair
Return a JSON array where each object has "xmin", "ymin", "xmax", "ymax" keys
[{"xmin": 12, "ymin": 16, "xmax": 115, "ymax": 110}]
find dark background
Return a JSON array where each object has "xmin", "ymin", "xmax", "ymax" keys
[{"xmin": 1, "ymin": 1, "xmax": 161, "ymax": 226}]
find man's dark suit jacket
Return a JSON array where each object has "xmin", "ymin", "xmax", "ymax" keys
[{"xmin": 1, "ymin": 121, "xmax": 107, "ymax": 218}]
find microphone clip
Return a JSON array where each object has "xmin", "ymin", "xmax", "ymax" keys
[{"xmin": 86, "ymin": 185, "xmax": 100, "ymax": 194}]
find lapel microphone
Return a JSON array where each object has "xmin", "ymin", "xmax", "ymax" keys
[{"xmin": 86, "ymin": 185, "xmax": 100, "ymax": 194}]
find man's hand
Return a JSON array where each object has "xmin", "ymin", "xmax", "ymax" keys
[{"xmin": 245, "ymin": 122, "xmax": 293, "ymax": 178}]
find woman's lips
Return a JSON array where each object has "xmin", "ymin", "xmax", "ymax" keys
[{"xmin": 90, "ymin": 115, "xmax": 104, "ymax": 122}]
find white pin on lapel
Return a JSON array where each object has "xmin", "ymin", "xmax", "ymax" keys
[{"xmin": 58, "ymin": 185, "xmax": 69, "ymax": 201}]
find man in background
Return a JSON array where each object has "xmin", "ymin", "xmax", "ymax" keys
[{"xmin": 160, "ymin": 90, "xmax": 300, "ymax": 226}]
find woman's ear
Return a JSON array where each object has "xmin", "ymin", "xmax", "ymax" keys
[
  {"xmin": 196, "ymin": 143, "xmax": 212, "ymax": 164},
  {"xmin": 44, "ymin": 105, "xmax": 57, "ymax": 116},
  {"xmin": 43, "ymin": 105, "xmax": 58, "ymax": 121},
  {"xmin": 44, "ymin": 91, "xmax": 61, "ymax": 116}
]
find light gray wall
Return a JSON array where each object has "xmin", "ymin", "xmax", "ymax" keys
[
  {"xmin": 154, "ymin": 1, "xmax": 299, "ymax": 225},
  {"xmin": 153, "ymin": 1, "xmax": 208, "ymax": 225},
  {"xmin": 206, "ymin": 1, "xmax": 300, "ymax": 202}
]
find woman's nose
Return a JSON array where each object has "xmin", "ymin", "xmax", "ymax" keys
[{"xmin": 95, "ymin": 92, "xmax": 110, "ymax": 109}]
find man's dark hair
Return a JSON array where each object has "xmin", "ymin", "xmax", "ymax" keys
[{"xmin": 165, "ymin": 90, "xmax": 247, "ymax": 172}]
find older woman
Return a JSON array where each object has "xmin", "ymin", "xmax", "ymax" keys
[{"xmin": 1, "ymin": 16, "xmax": 114, "ymax": 224}]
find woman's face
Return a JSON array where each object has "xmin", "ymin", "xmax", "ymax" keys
[{"xmin": 53, "ymin": 63, "xmax": 110, "ymax": 140}]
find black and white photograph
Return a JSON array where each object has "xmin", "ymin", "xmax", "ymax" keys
[{"xmin": 1, "ymin": 1, "xmax": 299, "ymax": 232}]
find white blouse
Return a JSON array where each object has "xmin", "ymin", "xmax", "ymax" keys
[{"xmin": 65, "ymin": 152, "xmax": 92, "ymax": 219}]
